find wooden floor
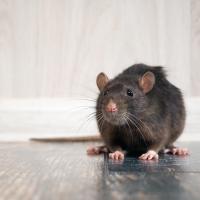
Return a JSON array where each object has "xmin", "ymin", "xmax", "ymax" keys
[{"xmin": 0, "ymin": 142, "xmax": 199, "ymax": 200}]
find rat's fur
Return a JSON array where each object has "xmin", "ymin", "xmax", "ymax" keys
[{"xmin": 96, "ymin": 64, "xmax": 186, "ymax": 156}]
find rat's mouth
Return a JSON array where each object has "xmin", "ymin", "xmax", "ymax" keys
[{"xmin": 103, "ymin": 110, "xmax": 126, "ymax": 125}]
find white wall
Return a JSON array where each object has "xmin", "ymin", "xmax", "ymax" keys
[
  {"xmin": 0, "ymin": 98, "xmax": 199, "ymax": 141},
  {"xmin": 0, "ymin": 0, "xmax": 191, "ymax": 98},
  {"xmin": 0, "ymin": 0, "xmax": 199, "ymax": 140},
  {"xmin": 191, "ymin": 0, "xmax": 200, "ymax": 96}
]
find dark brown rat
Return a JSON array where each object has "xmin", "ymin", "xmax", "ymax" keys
[{"xmin": 87, "ymin": 63, "xmax": 188, "ymax": 160}]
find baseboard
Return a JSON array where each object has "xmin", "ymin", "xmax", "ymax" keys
[{"xmin": 0, "ymin": 97, "xmax": 199, "ymax": 141}]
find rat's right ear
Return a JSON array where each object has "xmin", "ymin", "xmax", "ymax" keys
[{"xmin": 96, "ymin": 72, "xmax": 109, "ymax": 91}]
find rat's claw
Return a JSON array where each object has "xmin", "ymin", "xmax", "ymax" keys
[
  {"xmin": 139, "ymin": 150, "xmax": 159, "ymax": 160},
  {"xmin": 172, "ymin": 147, "xmax": 189, "ymax": 156},
  {"xmin": 109, "ymin": 151, "xmax": 124, "ymax": 160},
  {"xmin": 87, "ymin": 146, "xmax": 100, "ymax": 155}
]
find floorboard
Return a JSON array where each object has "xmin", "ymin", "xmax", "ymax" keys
[{"xmin": 0, "ymin": 142, "xmax": 199, "ymax": 200}]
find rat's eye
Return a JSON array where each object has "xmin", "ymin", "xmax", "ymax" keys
[
  {"xmin": 103, "ymin": 90, "xmax": 109, "ymax": 96},
  {"xmin": 127, "ymin": 89, "xmax": 133, "ymax": 97}
]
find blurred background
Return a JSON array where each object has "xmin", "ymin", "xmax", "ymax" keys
[{"xmin": 0, "ymin": 0, "xmax": 199, "ymax": 141}]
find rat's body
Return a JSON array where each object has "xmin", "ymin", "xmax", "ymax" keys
[{"xmin": 87, "ymin": 64, "xmax": 188, "ymax": 160}]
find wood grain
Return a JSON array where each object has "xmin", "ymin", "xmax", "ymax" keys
[
  {"xmin": 0, "ymin": 0, "xmax": 191, "ymax": 98},
  {"xmin": 0, "ymin": 0, "xmax": 199, "ymax": 140},
  {"xmin": 191, "ymin": 0, "xmax": 200, "ymax": 96},
  {"xmin": 0, "ymin": 141, "xmax": 199, "ymax": 200}
]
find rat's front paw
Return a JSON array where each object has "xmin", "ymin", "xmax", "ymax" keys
[
  {"xmin": 109, "ymin": 151, "xmax": 124, "ymax": 160},
  {"xmin": 139, "ymin": 150, "xmax": 159, "ymax": 160}
]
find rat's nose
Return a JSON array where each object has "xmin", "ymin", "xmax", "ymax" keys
[{"xmin": 106, "ymin": 100, "xmax": 118, "ymax": 112}]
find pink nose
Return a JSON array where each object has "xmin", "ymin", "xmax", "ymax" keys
[{"xmin": 106, "ymin": 100, "xmax": 118, "ymax": 112}]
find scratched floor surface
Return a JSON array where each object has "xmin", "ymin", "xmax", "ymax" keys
[{"xmin": 0, "ymin": 142, "xmax": 199, "ymax": 200}]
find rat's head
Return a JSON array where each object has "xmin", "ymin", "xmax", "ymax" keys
[{"xmin": 96, "ymin": 71, "xmax": 155, "ymax": 126}]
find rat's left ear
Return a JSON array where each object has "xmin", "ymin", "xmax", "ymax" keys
[{"xmin": 139, "ymin": 71, "xmax": 155, "ymax": 93}]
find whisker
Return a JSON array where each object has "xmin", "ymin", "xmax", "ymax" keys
[
  {"xmin": 98, "ymin": 117, "xmax": 105, "ymax": 133},
  {"xmin": 122, "ymin": 114, "xmax": 134, "ymax": 145},
  {"xmin": 125, "ymin": 113, "xmax": 147, "ymax": 147},
  {"xmin": 127, "ymin": 112, "xmax": 154, "ymax": 141},
  {"xmin": 123, "ymin": 114, "xmax": 138, "ymax": 145},
  {"xmin": 76, "ymin": 112, "xmax": 97, "ymax": 134}
]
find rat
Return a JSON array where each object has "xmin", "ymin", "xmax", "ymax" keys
[{"xmin": 87, "ymin": 63, "xmax": 189, "ymax": 160}]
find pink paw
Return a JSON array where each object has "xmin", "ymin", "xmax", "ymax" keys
[
  {"xmin": 87, "ymin": 146, "xmax": 101, "ymax": 155},
  {"xmin": 139, "ymin": 150, "xmax": 159, "ymax": 160},
  {"xmin": 109, "ymin": 151, "xmax": 125, "ymax": 160},
  {"xmin": 171, "ymin": 147, "xmax": 189, "ymax": 156}
]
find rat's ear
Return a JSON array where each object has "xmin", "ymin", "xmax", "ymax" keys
[
  {"xmin": 139, "ymin": 71, "xmax": 155, "ymax": 93},
  {"xmin": 96, "ymin": 72, "xmax": 109, "ymax": 91}
]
